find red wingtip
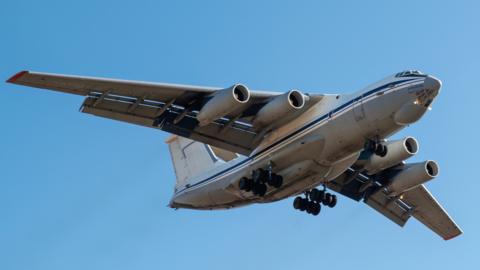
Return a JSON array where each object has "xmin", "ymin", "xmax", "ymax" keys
[
  {"xmin": 6, "ymin": 70, "xmax": 28, "ymax": 83},
  {"xmin": 443, "ymin": 232, "xmax": 462, "ymax": 241}
]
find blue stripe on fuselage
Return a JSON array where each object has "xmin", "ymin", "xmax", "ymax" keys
[{"xmin": 174, "ymin": 78, "xmax": 420, "ymax": 195}]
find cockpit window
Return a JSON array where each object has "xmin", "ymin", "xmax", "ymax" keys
[{"xmin": 395, "ymin": 70, "xmax": 427, "ymax": 77}]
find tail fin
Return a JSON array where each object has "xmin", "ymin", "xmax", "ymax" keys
[{"xmin": 165, "ymin": 135, "xmax": 219, "ymax": 190}]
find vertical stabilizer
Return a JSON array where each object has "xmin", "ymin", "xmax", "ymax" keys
[{"xmin": 165, "ymin": 135, "xmax": 218, "ymax": 190}]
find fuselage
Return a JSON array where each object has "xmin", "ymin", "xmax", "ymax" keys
[{"xmin": 170, "ymin": 71, "xmax": 442, "ymax": 210}]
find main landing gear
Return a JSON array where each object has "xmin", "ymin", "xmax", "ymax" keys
[
  {"xmin": 238, "ymin": 167, "xmax": 283, "ymax": 197},
  {"xmin": 293, "ymin": 186, "xmax": 337, "ymax": 216}
]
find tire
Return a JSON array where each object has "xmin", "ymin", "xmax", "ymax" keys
[
  {"xmin": 254, "ymin": 183, "xmax": 267, "ymax": 196},
  {"xmin": 293, "ymin": 197, "xmax": 303, "ymax": 210},
  {"xmin": 312, "ymin": 203, "xmax": 321, "ymax": 216},
  {"xmin": 323, "ymin": 193, "xmax": 332, "ymax": 206},
  {"xmin": 318, "ymin": 190, "xmax": 325, "ymax": 203},
  {"xmin": 375, "ymin": 144, "xmax": 388, "ymax": 157},
  {"xmin": 306, "ymin": 201, "xmax": 315, "ymax": 214},
  {"xmin": 328, "ymin": 194, "xmax": 337, "ymax": 208},
  {"xmin": 272, "ymin": 174, "xmax": 283, "ymax": 188},
  {"xmin": 381, "ymin": 145, "xmax": 388, "ymax": 157},
  {"xmin": 238, "ymin": 178, "xmax": 246, "ymax": 190},
  {"xmin": 238, "ymin": 177, "xmax": 252, "ymax": 191},
  {"xmin": 252, "ymin": 168, "xmax": 268, "ymax": 184},
  {"xmin": 299, "ymin": 198, "xmax": 307, "ymax": 211},
  {"xmin": 310, "ymin": 189, "xmax": 319, "ymax": 202}
]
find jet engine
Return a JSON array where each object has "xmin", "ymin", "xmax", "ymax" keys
[
  {"xmin": 386, "ymin": 160, "xmax": 439, "ymax": 196},
  {"xmin": 197, "ymin": 84, "xmax": 250, "ymax": 126},
  {"xmin": 253, "ymin": 90, "xmax": 306, "ymax": 127},
  {"xmin": 363, "ymin": 137, "xmax": 419, "ymax": 175}
]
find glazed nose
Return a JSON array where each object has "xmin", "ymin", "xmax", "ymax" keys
[{"xmin": 424, "ymin": 75, "xmax": 442, "ymax": 92}]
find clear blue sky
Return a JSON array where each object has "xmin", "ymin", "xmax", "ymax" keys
[{"xmin": 1, "ymin": 1, "xmax": 479, "ymax": 269}]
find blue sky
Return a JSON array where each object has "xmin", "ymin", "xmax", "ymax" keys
[{"xmin": 1, "ymin": 1, "xmax": 479, "ymax": 269}]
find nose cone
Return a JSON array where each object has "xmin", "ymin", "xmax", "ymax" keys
[{"xmin": 424, "ymin": 75, "xmax": 442, "ymax": 92}]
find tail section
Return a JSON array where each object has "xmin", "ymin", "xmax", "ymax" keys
[{"xmin": 165, "ymin": 135, "xmax": 219, "ymax": 190}]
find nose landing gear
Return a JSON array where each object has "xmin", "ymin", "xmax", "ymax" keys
[
  {"xmin": 293, "ymin": 186, "xmax": 337, "ymax": 216},
  {"xmin": 366, "ymin": 139, "xmax": 388, "ymax": 157}
]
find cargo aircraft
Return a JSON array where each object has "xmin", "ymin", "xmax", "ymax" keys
[{"xmin": 6, "ymin": 69, "xmax": 462, "ymax": 240}]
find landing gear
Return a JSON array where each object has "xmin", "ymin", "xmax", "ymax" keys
[
  {"xmin": 239, "ymin": 177, "xmax": 253, "ymax": 192},
  {"xmin": 293, "ymin": 197, "xmax": 306, "ymax": 211},
  {"xmin": 308, "ymin": 187, "xmax": 337, "ymax": 208},
  {"xmin": 267, "ymin": 174, "xmax": 283, "ymax": 188},
  {"xmin": 293, "ymin": 186, "xmax": 337, "ymax": 216},
  {"xmin": 293, "ymin": 196, "xmax": 320, "ymax": 215},
  {"xmin": 238, "ymin": 167, "xmax": 284, "ymax": 197},
  {"xmin": 307, "ymin": 201, "xmax": 321, "ymax": 215},
  {"xmin": 366, "ymin": 139, "xmax": 388, "ymax": 157},
  {"xmin": 322, "ymin": 192, "xmax": 337, "ymax": 208},
  {"xmin": 252, "ymin": 182, "xmax": 267, "ymax": 196}
]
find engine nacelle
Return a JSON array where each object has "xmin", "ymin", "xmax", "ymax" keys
[
  {"xmin": 253, "ymin": 90, "xmax": 306, "ymax": 127},
  {"xmin": 197, "ymin": 84, "xmax": 250, "ymax": 126},
  {"xmin": 364, "ymin": 137, "xmax": 419, "ymax": 175},
  {"xmin": 386, "ymin": 160, "xmax": 439, "ymax": 196}
]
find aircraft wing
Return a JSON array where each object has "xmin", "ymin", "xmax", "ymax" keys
[
  {"xmin": 6, "ymin": 70, "xmax": 322, "ymax": 155},
  {"xmin": 327, "ymin": 168, "xmax": 462, "ymax": 240},
  {"xmin": 401, "ymin": 185, "xmax": 462, "ymax": 240}
]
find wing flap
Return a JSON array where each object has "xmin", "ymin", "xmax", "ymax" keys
[
  {"xmin": 327, "ymin": 169, "xmax": 410, "ymax": 226},
  {"xmin": 81, "ymin": 105, "xmax": 155, "ymax": 127},
  {"xmin": 364, "ymin": 191, "xmax": 410, "ymax": 227},
  {"xmin": 327, "ymin": 168, "xmax": 461, "ymax": 239},
  {"xmin": 80, "ymin": 94, "xmax": 256, "ymax": 155},
  {"xmin": 401, "ymin": 185, "xmax": 462, "ymax": 240},
  {"xmin": 7, "ymin": 70, "xmax": 324, "ymax": 155}
]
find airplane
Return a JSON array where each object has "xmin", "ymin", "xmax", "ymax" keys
[{"xmin": 6, "ymin": 69, "xmax": 462, "ymax": 240}]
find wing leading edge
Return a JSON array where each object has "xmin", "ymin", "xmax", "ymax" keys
[{"xmin": 6, "ymin": 70, "xmax": 323, "ymax": 155}]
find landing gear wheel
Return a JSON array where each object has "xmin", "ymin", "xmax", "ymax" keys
[
  {"xmin": 252, "ymin": 168, "xmax": 269, "ymax": 184},
  {"xmin": 322, "ymin": 193, "xmax": 333, "ymax": 206},
  {"xmin": 267, "ymin": 174, "xmax": 283, "ymax": 188},
  {"xmin": 272, "ymin": 174, "xmax": 283, "ymax": 188},
  {"xmin": 252, "ymin": 183, "xmax": 267, "ymax": 196},
  {"xmin": 310, "ymin": 188, "xmax": 325, "ymax": 203},
  {"xmin": 306, "ymin": 201, "xmax": 316, "ymax": 214},
  {"xmin": 374, "ymin": 144, "xmax": 388, "ymax": 157},
  {"xmin": 310, "ymin": 188, "xmax": 319, "ymax": 202},
  {"xmin": 311, "ymin": 203, "xmax": 321, "ymax": 216},
  {"xmin": 328, "ymin": 194, "xmax": 337, "ymax": 208},
  {"xmin": 299, "ymin": 198, "xmax": 308, "ymax": 211},
  {"xmin": 293, "ymin": 197, "xmax": 303, "ymax": 210},
  {"xmin": 238, "ymin": 177, "xmax": 253, "ymax": 192}
]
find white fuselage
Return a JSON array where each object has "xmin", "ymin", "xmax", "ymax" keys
[{"xmin": 170, "ymin": 74, "xmax": 440, "ymax": 210}]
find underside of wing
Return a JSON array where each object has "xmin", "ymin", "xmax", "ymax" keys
[
  {"xmin": 327, "ymin": 167, "xmax": 462, "ymax": 240},
  {"xmin": 327, "ymin": 168, "xmax": 412, "ymax": 227},
  {"xmin": 7, "ymin": 71, "xmax": 324, "ymax": 155},
  {"xmin": 401, "ymin": 185, "xmax": 462, "ymax": 240}
]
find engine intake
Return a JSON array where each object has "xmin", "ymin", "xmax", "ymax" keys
[
  {"xmin": 363, "ymin": 137, "xmax": 419, "ymax": 175},
  {"xmin": 197, "ymin": 84, "xmax": 250, "ymax": 126},
  {"xmin": 386, "ymin": 160, "xmax": 439, "ymax": 196},
  {"xmin": 253, "ymin": 90, "xmax": 306, "ymax": 127}
]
